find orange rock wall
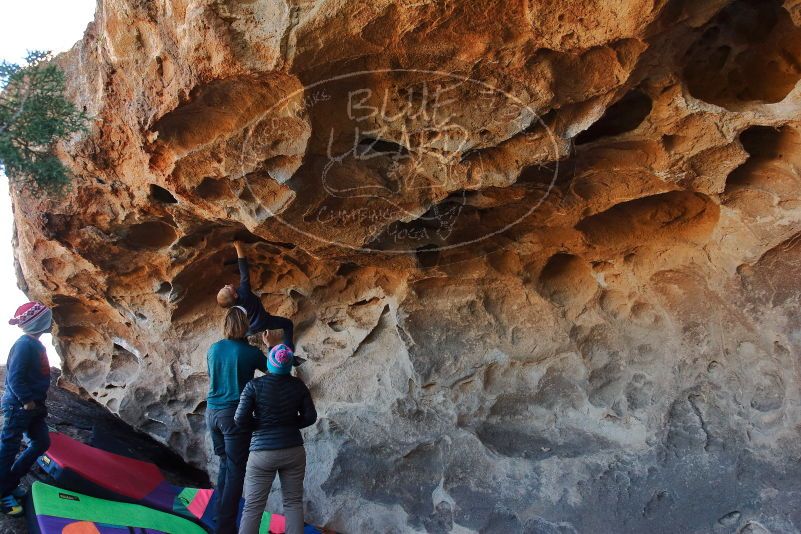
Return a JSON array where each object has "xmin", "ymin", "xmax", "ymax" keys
[{"xmin": 12, "ymin": 1, "xmax": 801, "ymax": 531}]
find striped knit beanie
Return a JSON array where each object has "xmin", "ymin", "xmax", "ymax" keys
[
  {"xmin": 267, "ymin": 343, "xmax": 294, "ymax": 375},
  {"xmin": 9, "ymin": 301, "xmax": 53, "ymax": 334}
]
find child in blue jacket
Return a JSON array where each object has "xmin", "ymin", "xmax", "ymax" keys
[{"xmin": 0, "ymin": 301, "xmax": 52, "ymax": 516}]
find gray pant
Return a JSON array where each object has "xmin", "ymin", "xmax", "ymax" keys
[{"xmin": 239, "ymin": 446, "xmax": 306, "ymax": 534}]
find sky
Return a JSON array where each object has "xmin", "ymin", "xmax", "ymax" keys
[{"xmin": 0, "ymin": 0, "xmax": 97, "ymax": 366}]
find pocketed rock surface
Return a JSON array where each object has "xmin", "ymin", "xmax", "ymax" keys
[{"xmin": 10, "ymin": 0, "xmax": 801, "ymax": 531}]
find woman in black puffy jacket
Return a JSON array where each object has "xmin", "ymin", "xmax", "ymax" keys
[{"xmin": 234, "ymin": 336, "xmax": 317, "ymax": 534}]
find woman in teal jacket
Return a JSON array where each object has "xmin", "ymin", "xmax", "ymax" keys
[{"xmin": 206, "ymin": 307, "xmax": 266, "ymax": 534}]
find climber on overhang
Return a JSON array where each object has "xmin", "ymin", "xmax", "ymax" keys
[{"xmin": 217, "ymin": 240, "xmax": 303, "ymax": 366}]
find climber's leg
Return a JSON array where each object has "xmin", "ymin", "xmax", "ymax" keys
[
  {"xmin": 0, "ymin": 404, "xmax": 27, "ymax": 497},
  {"xmin": 277, "ymin": 446, "xmax": 306, "ymax": 534},
  {"xmin": 8, "ymin": 409, "xmax": 49, "ymax": 487},
  {"xmin": 216, "ymin": 408, "xmax": 251, "ymax": 534},
  {"xmin": 238, "ymin": 450, "xmax": 277, "ymax": 534},
  {"xmin": 207, "ymin": 408, "xmax": 228, "ymax": 521},
  {"xmin": 263, "ymin": 315, "xmax": 294, "ymax": 352}
]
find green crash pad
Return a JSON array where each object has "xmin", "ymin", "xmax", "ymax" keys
[{"xmin": 28, "ymin": 481, "xmax": 208, "ymax": 534}]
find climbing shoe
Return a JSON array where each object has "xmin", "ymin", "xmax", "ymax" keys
[{"xmin": 0, "ymin": 494, "xmax": 23, "ymax": 517}]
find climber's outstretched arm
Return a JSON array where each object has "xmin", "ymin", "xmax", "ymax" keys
[
  {"xmin": 234, "ymin": 241, "xmax": 251, "ymax": 292},
  {"xmin": 234, "ymin": 240, "xmax": 246, "ymax": 259}
]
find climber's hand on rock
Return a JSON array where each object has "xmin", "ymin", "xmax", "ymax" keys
[
  {"xmin": 233, "ymin": 240, "xmax": 245, "ymax": 257},
  {"xmin": 23, "ymin": 401, "xmax": 36, "ymax": 411}
]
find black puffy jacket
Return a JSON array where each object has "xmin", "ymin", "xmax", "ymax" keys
[{"xmin": 234, "ymin": 374, "xmax": 317, "ymax": 451}]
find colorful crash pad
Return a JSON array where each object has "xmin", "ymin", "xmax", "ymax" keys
[
  {"xmin": 38, "ymin": 432, "xmax": 321, "ymax": 533},
  {"xmin": 26, "ymin": 481, "xmax": 207, "ymax": 534}
]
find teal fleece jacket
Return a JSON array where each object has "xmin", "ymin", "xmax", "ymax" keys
[{"xmin": 206, "ymin": 339, "xmax": 266, "ymax": 410}]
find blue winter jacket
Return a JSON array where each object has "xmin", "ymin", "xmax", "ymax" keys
[
  {"xmin": 234, "ymin": 373, "xmax": 317, "ymax": 451},
  {"xmin": 2, "ymin": 335, "xmax": 50, "ymax": 407}
]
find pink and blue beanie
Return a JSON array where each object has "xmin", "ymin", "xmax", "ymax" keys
[
  {"xmin": 9, "ymin": 301, "xmax": 52, "ymax": 335},
  {"xmin": 268, "ymin": 344, "xmax": 294, "ymax": 375}
]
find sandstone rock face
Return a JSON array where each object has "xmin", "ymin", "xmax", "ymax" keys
[{"xmin": 12, "ymin": 0, "xmax": 801, "ymax": 532}]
